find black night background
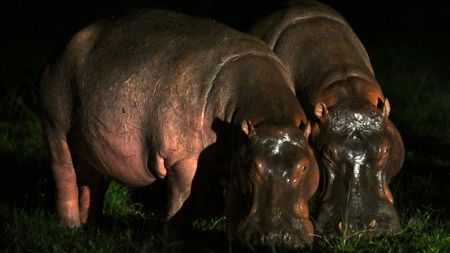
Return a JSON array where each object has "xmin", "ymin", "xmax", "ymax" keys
[{"xmin": 1, "ymin": 0, "xmax": 449, "ymax": 252}]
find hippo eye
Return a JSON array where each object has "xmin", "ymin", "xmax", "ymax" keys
[
  {"xmin": 253, "ymin": 160, "xmax": 264, "ymax": 171},
  {"xmin": 302, "ymin": 165, "xmax": 308, "ymax": 172},
  {"xmin": 250, "ymin": 160, "xmax": 264, "ymax": 180},
  {"xmin": 376, "ymin": 146, "xmax": 389, "ymax": 159},
  {"xmin": 296, "ymin": 163, "xmax": 308, "ymax": 173},
  {"xmin": 291, "ymin": 163, "xmax": 307, "ymax": 183},
  {"xmin": 322, "ymin": 146, "xmax": 336, "ymax": 161}
]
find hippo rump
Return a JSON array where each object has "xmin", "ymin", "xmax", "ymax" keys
[
  {"xmin": 40, "ymin": 10, "xmax": 319, "ymax": 249},
  {"xmin": 252, "ymin": 0, "xmax": 404, "ymax": 237}
]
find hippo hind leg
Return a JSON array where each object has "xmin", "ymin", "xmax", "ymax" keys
[
  {"xmin": 77, "ymin": 158, "xmax": 110, "ymax": 225},
  {"xmin": 44, "ymin": 130, "xmax": 81, "ymax": 227},
  {"xmin": 44, "ymin": 126, "xmax": 110, "ymax": 227}
]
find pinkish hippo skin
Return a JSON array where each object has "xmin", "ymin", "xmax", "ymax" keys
[
  {"xmin": 40, "ymin": 10, "xmax": 319, "ymax": 250},
  {"xmin": 252, "ymin": 0, "xmax": 405, "ymax": 238}
]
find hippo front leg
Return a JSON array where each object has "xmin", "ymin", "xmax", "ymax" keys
[{"xmin": 164, "ymin": 157, "xmax": 198, "ymax": 240}]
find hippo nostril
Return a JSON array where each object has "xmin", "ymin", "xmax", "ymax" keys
[
  {"xmin": 259, "ymin": 234, "xmax": 267, "ymax": 244},
  {"xmin": 255, "ymin": 234, "xmax": 269, "ymax": 244},
  {"xmin": 250, "ymin": 231, "xmax": 309, "ymax": 250},
  {"xmin": 369, "ymin": 219, "xmax": 378, "ymax": 230},
  {"xmin": 282, "ymin": 232, "xmax": 292, "ymax": 243}
]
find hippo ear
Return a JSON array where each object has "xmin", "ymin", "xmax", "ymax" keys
[
  {"xmin": 311, "ymin": 122, "xmax": 320, "ymax": 142},
  {"xmin": 300, "ymin": 121, "xmax": 311, "ymax": 139},
  {"xmin": 383, "ymin": 98, "xmax": 391, "ymax": 118},
  {"xmin": 377, "ymin": 97, "xmax": 391, "ymax": 118},
  {"xmin": 314, "ymin": 102, "xmax": 328, "ymax": 122},
  {"xmin": 241, "ymin": 120, "xmax": 255, "ymax": 136}
]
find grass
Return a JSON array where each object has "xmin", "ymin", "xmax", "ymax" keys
[
  {"xmin": 0, "ymin": 205, "xmax": 174, "ymax": 253},
  {"xmin": 103, "ymin": 181, "xmax": 146, "ymax": 218},
  {"xmin": 315, "ymin": 211, "xmax": 450, "ymax": 253},
  {"xmin": 0, "ymin": 202, "xmax": 448, "ymax": 252},
  {"xmin": 1, "ymin": 20, "xmax": 449, "ymax": 253}
]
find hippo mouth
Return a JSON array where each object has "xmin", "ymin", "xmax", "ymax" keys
[
  {"xmin": 315, "ymin": 200, "xmax": 401, "ymax": 238},
  {"xmin": 234, "ymin": 216, "xmax": 314, "ymax": 250}
]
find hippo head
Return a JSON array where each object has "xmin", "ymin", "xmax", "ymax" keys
[
  {"xmin": 225, "ymin": 120, "xmax": 319, "ymax": 250},
  {"xmin": 311, "ymin": 98, "xmax": 404, "ymax": 237}
]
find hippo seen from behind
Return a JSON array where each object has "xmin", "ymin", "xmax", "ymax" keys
[
  {"xmin": 40, "ymin": 10, "xmax": 319, "ymax": 250},
  {"xmin": 252, "ymin": 0, "xmax": 405, "ymax": 237}
]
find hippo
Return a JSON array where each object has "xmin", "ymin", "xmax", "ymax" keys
[
  {"xmin": 252, "ymin": 0, "xmax": 405, "ymax": 237},
  {"xmin": 40, "ymin": 10, "xmax": 319, "ymax": 250}
]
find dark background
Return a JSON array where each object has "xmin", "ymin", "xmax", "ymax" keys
[
  {"xmin": 2, "ymin": 0, "xmax": 449, "ymax": 61},
  {"xmin": 0, "ymin": 0, "xmax": 449, "ymax": 225},
  {"xmin": 1, "ymin": 0, "xmax": 449, "ymax": 113},
  {"xmin": 2, "ymin": 0, "xmax": 449, "ymax": 93}
]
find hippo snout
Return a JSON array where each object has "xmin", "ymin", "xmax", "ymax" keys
[
  {"xmin": 336, "ymin": 215, "xmax": 401, "ymax": 238},
  {"xmin": 240, "ymin": 217, "xmax": 314, "ymax": 250},
  {"xmin": 245, "ymin": 231, "xmax": 312, "ymax": 250},
  {"xmin": 317, "ymin": 202, "xmax": 401, "ymax": 238}
]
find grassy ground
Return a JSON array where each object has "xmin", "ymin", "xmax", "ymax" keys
[{"xmin": 1, "ymin": 13, "xmax": 449, "ymax": 253}]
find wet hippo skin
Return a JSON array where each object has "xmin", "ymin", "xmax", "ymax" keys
[{"xmin": 252, "ymin": 0, "xmax": 405, "ymax": 237}]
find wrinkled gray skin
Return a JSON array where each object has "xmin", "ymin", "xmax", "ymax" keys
[
  {"xmin": 252, "ymin": 0, "xmax": 405, "ymax": 237},
  {"xmin": 40, "ymin": 10, "xmax": 319, "ymax": 250}
]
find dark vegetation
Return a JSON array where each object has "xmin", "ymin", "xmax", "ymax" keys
[{"xmin": 1, "ymin": 0, "xmax": 449, "ymax": 252}]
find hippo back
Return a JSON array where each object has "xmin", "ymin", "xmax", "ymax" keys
[
  {"xmin": 251, "ymin": 0, "xmax": 381, "ymax": 108},
  {"xmin": 41, "ymin": 9, "xmax": 297, "ymax": 183},
  {"xmin": 68, "ymin": 11, "xmax": 290, "ymax": 162}
]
